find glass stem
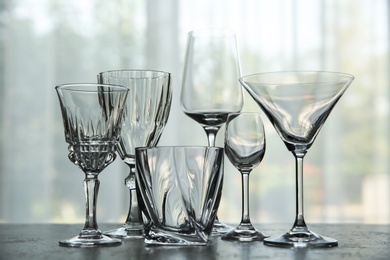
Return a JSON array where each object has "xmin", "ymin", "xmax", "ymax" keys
[
  {"xmin": 293, "ymin": 151, "xmax": 308, "ymax": 229},
  {"xmin": 203, "ymin": 126, "xmax": 220, "ymax": 147},
  {"xmin": 80, "ymin": 173, "xmax": 101, "ymax": 238},
  {"xmin": 240, "ymin": 171, "xmax": 252, "ymax": 225},
  {"xmin": 203, "ymin": 125, "xmax": 223, "ymax": 224},
  {"xmin": 124, "ymin": 163, "xmax": 142, "ymax": 225}
]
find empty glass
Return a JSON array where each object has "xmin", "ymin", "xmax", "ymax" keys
[
  {"xmin": 98, "ymin": 69, "xmax": 172, "ymax": 239},
  {"xmin": 181, "ymin": 28, "xmax": 243, "ymax": 235},
  {"xmin": 240, "ymin": 71, "xmax": 354, "ymax": 248},
  {"xmin": 222, "ymin": 112, "xmax": 268, "ymax": 242},
  {"xmin": 135, "ymin": 146, "xmax": 225, "ymax": 245},
  {"xmin": 55, "ymin": 83, "xmax": 128, "ymax": 247}
]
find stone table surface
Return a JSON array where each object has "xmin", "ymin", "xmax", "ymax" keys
[{"xmin": 0, "ymin": 223, "xmax": 389, "ymax": 260}]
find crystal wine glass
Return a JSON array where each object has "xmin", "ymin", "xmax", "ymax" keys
[
  {"xmin": 55, "ymin": 83, "xmax": 129, "ymax": 247},
  {"xmin": 222, "ymin": 112, "xmax": 269, "ymax": 242},
  {"xmin": 240, "ymin": 71, "xmax": 354, "ymax": 248},
  {"xmin": 98, "ymin": 69, "xmax": 172, "ymax": 239},
  {"xmin": 181, "ymin": 28, "xmax": 243, "ymax": 235}
]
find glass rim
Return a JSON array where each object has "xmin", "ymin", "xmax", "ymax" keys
[
  {"xmin": 98, "ymin": 69, "xmax": 171, "ymax": 80},
  {"xmin": 226, "ymin": 112, "xmax": 264, "ymax": 126},
  {"xmin": 188, "ymin": 28, "xmax": 236, "ymax": 38},
  {"xmin": 55, "ymin": 83, "xmax": 129, "ymax": 93},
  {"xmin": 240, "ymin": 70, "xmax": 355, "ymax": 85}
]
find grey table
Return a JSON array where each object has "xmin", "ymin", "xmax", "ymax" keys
[{"xmin": 0, "ymin": 223, "xmax": 389, "ymax": 260}]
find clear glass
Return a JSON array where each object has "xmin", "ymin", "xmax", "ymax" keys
[
  {"xmin": 222, "ymin": 113, "xmax": 268, "ymax": 242},
  {"xmin": 135, "ymin": 146, "xmax": 225, "ymax": 245},
  {"xmin": 55, "ymin": 83, "xmax": 129, "ymax": 247},
  {"xmin": 98, "ymin": 70, "xmax": 172, "ymax": 239},
  {"xmin": 240, "ymin": 71, "xmax": 354, "ymax": 248},
  {"xmin": 181, "ymin": 28, "xmax": 243, "ymax": 234}
]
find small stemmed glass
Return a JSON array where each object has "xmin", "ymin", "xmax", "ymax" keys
[
  {"xmin": 181, "ymin": 28, "xmax": 243, "ymax": 234},
  {"xmin": 98, "ymin": 70, "xmax": 172, "ymax": 239},
  {"xmin": 222, "ymin": 112, "xmax": 269, "ymax": 242},
  {"xmin": 240, "ymin": 71, "xmax": 354, "ymax": 248},
  {"xmin": 55, "ymin": 83, "xmax": 129, "ymax": 247}
]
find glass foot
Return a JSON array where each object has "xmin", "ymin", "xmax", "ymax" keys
[
  {"xmin": 144, "ymin": 225, "xmax": 208, "ymax": 246},
  {"xmin": 264, "ymin": 227, "xmax": 338, "ymax": 248},
  {"xmin": 59, "ymin": 234, "xmax": 121, "ymax": 247},
  {"xmin": 212, "ymin": 219, "xmax": 233, "ymax": 236},
  {"xmin": 221, "ymin": 223, "xmax": 268, "ymax": 242},
  {"xmin": 104, "ymin": 224, "xmax": 144, "ymax": 239}
]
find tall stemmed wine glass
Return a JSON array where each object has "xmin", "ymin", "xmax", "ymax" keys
[
  {"xmin": 55, "ymin": 83, "xmax": 129, "ymax": 247},
  {"xmin": 222, "ymin": 113, "xmax": 269, "ymax": 242},
  {"xmin": 181, "ymin": 29, "xmax": 243, "ymax": 234},
  {"xmin": 98, "ymin": 70, "xmax": 172, "ymax": 239},
  {"xmin": 240, "ymin": 71, "xmax": 354, "ymax": 248}
]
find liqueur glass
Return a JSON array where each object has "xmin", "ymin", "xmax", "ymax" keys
[
  {"xmin": 98, "ymin": 69, "xmax": 172, "ymax": 239},
  {"xmin": 135, "ymin": 146, "xmax": 224, "ymax": 245},
  {"xmin": 55, "ymin": 83, "xmax": 129, "ymax": 247},
  {"xmin": 240, "ymin": 71, "xmax": 354, "ymax": 248},
  {"xmin": 181, "ymin": 28, "xmax": 243, "ymax": 234},
  {"xmin": 222, "ymin": 113, "xmax": 268, "ymax": 242}
]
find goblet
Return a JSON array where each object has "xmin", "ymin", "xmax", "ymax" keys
[
  {"xmin": 222, "ymin": 112, "xmax": 268, "ymax": 242},
  {"xmin": 55, "ymin": 83, "xmax": 129, "ymax": 247},
  {"xmin": 181, "ymin": 28, "xmax": 243, "ymax": 234},
  {"xmin": 98, "ymin": 69, "xmax": 172, "ymax": 239},
  {"xmin": 240, "ymin": 71, "xmax": 354, "ymax": 248}
]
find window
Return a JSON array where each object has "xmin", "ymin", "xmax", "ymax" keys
[{"xmin": 0, "ymin": 0, "xmax": 389, "ymax": 224}]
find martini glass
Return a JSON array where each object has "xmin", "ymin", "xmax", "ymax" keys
[
  {"xmin": 55, "ymin": 83, "xmax": 128, "ymax": 247},
  {"xmin": 98, "ymin": 69, "xmax": 172, "ymax": 239},
  {"xmin": 240, "ymin": 71, "xmax": 354, "ymax": 248},
  {"xmin": 181, "ymin": 28, "xmax": 243, "ymax": 235}
]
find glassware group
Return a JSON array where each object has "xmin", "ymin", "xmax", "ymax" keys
[{"xmin": 55, "ymin": 29, "xmax": 354, "ymax": 248}]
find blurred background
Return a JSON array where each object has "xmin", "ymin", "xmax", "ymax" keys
[{"xmin": 0, "ymin": 0, "xmax": 389, "ymax": 225}]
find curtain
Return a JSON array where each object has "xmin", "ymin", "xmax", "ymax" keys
[{"xmin": 0, "ymin": 0, "xmax": 389, "ymax": 224}]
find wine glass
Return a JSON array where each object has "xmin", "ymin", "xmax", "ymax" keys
[
  {"xmin": 98, "ymin": 69, "xmax": 172, "ymax": 239},
  {"xmin": 222, "ymin": 112, "xmax": 269, "ymax": 242},
  {"xmin": 181, "ymin": 28, "xmax": 244, "ymax": 234},
  {"xmin": 240, "ymin": 71, "xmax": 354, "ymax": 248},
  {"xmin": 55, "ymin": 83, "xmax": 129, "ymax": 247}
]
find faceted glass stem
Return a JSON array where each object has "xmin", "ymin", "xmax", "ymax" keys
[
  {"xmin": 59, "ymin": 172, "xmax": 122, "ymax": 247},
  {"xmin": 124, "ymin": 164, "xmax": 143, "ymax": 226},
  {"xmin": 80, "ymin": 173, "xmax": 101, "ymax": 238},
  {"xmin": 103, "ymin": 162, "xmax": 144, "ymax": 239}
]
